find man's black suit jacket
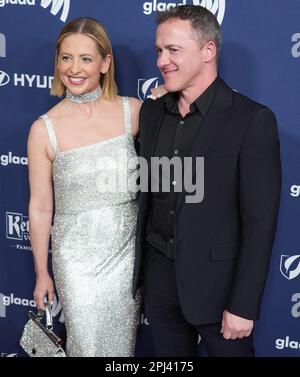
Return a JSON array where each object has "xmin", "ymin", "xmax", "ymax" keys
[{"xmin": 133, "ymin": 79, "xmax": 281, "ymax": 325}]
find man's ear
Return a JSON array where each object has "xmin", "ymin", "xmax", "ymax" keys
[{"xmin": 203, "ymin": 41, "xmax": 217, "ymax": 63}]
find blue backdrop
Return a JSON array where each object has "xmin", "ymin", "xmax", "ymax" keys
[{"xmin": 0, "ymin": 0, "xmax": 300, "ymax": 357}]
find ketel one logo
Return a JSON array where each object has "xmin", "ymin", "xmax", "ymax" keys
[
  {"xmin": 0, "ymin": 70, "xmax": 10, "ymax": 86},
  {"xmin": 280, "ymin": 255, "xmax": 300, "ymax": 280},
  {"xmin": 40, "ymin": 0, "xmax": 70, "ymax": 22},
  {"xmin": 191, "ymin": 0, "xmax": 226, "ymax": 25},
  {"xmin": 6, "ymin": 212, "xmax": 29, "ymax": 241},
  {"xmin": 137, "ymin": 77, "xmax": 160, "ymax": 101}
]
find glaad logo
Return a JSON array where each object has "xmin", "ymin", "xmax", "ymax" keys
[
  {"xmin": 137, "ymin": 77, "xmax": 160, "ymax": 101},
  {"xmin": 0, "ymin": 33, "xmax": 6, "ymax": 58},
  {"xmin": 291, "ymin": 33, "xmax": 300, "ymax": 58},
  {"xmin": 275, "ymin": 336, "xmax": 300, "ymax": 350},
  {"xmin": 0, "ymin": 0, "xmax": 70, "ymax": 22},
  {"xmin": 291, "ymin": 293, "xmax": 300, "ymax": 318},
  {"xmin": 0, "ymin": 70, "xmax": 10, "ymax": 86},
  {"xmin": 143, "ymin": 0, "xmax": 226, "ymax": 24},
  {"xmin": 6, "ymin": 212, "xmax": 30, "ymax": 241},
  {"xmin": 192, "ymin": 0, "xmax": 226, "ymax": 24},
  {"xmin": 290, "ymin": 185, "xmax": 300, "ymax": 197},
  {"xmin": 0, "ymin": 0, "xmax": 34, "ymax": 8},
  {"xmin": 0, "ymin": 152, "xmax": 28, "ymax": 166},
  {"xmin": 0, "ymin": 292, "xmax": 64, "ymax": 323},
  {"xmin": 49, "ymin": 294, "xmax": 65, "ymax": 323},
  {"xmin": 280, "ymin": 255, "xmax": 300, "ymax": 280},
  {"xmin": 0, "ymin": 292, "xmax": 36, "ymax": 318},
  {"xmin": 143, "ymin": 0, "xmax": 186, "ymax": 15},
  {"xmin": 40, "ymin": 0, "xmax": 70, "ymax": 22}
]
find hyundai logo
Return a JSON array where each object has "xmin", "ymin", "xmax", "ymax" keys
[{"xmin": 0, "ymin": 70, "xmax": 10, "ymax": 86}]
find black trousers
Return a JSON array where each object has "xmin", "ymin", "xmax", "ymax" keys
[{"xmin": 143, "ymin": 244, "xmax": 255, "ymax": 357}]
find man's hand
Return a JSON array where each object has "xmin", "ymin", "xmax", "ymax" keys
[{"xmin": 221, "ymin": 310, "xmax": 253, "ymax": 340}]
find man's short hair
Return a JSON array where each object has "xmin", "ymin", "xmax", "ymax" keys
[{"xmin": 156, "ymin": 5, "xmax": 221, "ymax": 53}]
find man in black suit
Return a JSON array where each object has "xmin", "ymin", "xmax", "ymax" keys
[{"xmin": 133, "ymin": 5, "xmax": 281, "ymax": 357}]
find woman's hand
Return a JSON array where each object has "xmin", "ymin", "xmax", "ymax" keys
[
  {"xmin": 149, "ymin": 84, "xmax": 167, "ymax": 100},
  {"xmin": 34, "ymin": 273, "xmax": 55, "ymax": 310}
]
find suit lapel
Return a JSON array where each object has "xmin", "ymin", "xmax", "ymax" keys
[
  {"xmin": 190, "ymin": 80, "xmax": 233, "ymax": 158},
  {"xmin": 177, "ymin": 80, "xmax": 233, "ymax": 208}
]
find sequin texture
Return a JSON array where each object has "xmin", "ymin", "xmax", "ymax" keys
[
  {"xmin": 66, "ymin": 85, "xmax": 102, "ymax": 104},
  {"xmin": 40, "ymin": 97, "xmax": 140, "ymax": 357}
]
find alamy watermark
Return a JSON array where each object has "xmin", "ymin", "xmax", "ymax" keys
[{"xmin": 94, "ymin": 149, "xmax": 204, "ymax": 204}]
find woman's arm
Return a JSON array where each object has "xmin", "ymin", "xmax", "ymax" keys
[{"xmin": 27, "ymin": 119, "xmax": 55, "ymax": 310}]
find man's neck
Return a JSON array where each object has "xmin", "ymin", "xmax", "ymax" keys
[{"xmin": 178, "ymin": 72, "xmax": 218, "ymax": 117}]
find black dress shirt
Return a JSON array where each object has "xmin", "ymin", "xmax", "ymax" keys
[{"xmin": 146, "ymin": 77, "xmax": 219, "ymax": 259}]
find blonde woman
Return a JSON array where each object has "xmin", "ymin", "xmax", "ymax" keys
[{"xmin": 28, "ymin": 17, "xmax": 141, "ymax": 357}]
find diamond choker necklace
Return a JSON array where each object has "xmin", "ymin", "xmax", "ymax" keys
[{"xmin": 66, "ymin": 85, "xmax": 102, "ymax": 104}]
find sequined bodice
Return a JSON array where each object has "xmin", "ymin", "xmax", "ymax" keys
[{"xmin": 41, "ymin": 97, "xmax": 138, "ymax": 215}]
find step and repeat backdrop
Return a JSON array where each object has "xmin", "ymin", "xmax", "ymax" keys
[{"xmin": 0, "ymin": 0, "xmax": 300, "ymax": 357}]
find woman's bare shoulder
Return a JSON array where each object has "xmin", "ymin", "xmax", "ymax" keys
[
  {"xmin": 29, "ymin": 117, "xmax": 47, "ymax": 137},
  {"xmin": 128, "ymin": 96, "xmax": 142, "ymax": 114},
  {"xmin": 29, "ymin": 100, "xmax": 64, "ymax": 144},
  {"xmin": 125, "ymin": 97, "xmax": 141, "ymax": 137}
]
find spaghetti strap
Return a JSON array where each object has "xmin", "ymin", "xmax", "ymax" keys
[
  {"xmin": 40, "ymin": 114, "xmax": 59, "ymax": 156},
  {"xmin": 122, "ymin": 96, "xmax": 132, "ymax": 135}
]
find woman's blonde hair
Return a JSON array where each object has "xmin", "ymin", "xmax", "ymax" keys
[{"xmin": 50, "ymin": 17, "xmax": 118, "ymax": 101}]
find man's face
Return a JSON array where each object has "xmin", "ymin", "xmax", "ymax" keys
[{"xmin": 156, "ymin": 18, "xmax": 206, "ymax": 93}]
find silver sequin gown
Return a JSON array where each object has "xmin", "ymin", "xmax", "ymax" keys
[{"xmin": 40, "ymin": 97, "xmax": 140, "ymax": 357}]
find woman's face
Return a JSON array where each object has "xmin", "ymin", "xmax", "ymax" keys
[{"xmin": 57, "ymin": 33, "xmax": 110, "ymax": 95}]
